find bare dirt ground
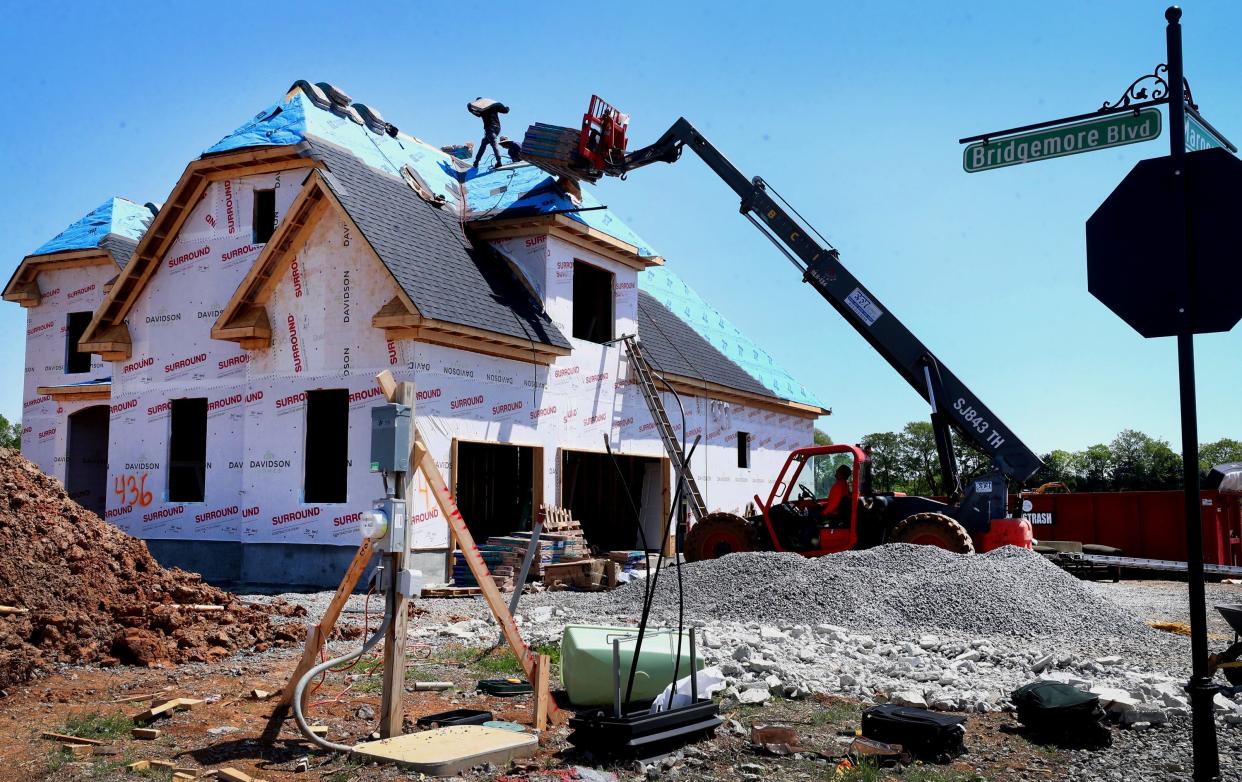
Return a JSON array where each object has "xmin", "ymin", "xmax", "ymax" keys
[
  {"xmin": 0, "ymin": 629, "xmax": 1056, "ymax": 782},
  {"xmin": 12, "ymin": 575, "xmax": 1223, "ymax": 782}
]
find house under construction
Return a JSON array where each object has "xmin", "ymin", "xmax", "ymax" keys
[{"xmin": 5, "ymin": 81, "xmax": 825, "ymax": 586}]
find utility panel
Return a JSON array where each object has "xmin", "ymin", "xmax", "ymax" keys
[{"xmin": 370, "ymin": 404, "xmax": 411, "ymax": 472}]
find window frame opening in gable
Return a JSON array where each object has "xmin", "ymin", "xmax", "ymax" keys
[
  {"xmin": 65, "ymin": 311, "xmax": 93, "ymax": 374},
  {"xmin": 253, "ymin": 188, "xmax": 277, "ymax": 244},
  {"xmin": 737, "ymin": 431, "xmax": 751, "ymax": 469},
  {"xmin": 572, "ymin": 259, "xmax": 615, "ymax": 344},
  {"xmin": 304, "ymin": 389, "xmax": 349, "ymax": 504},
  {"xmin": 168, "ymin": 398, "xmax": 208, "ymax": 503}
]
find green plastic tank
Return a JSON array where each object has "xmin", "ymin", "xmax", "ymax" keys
[{"xmin": 560, "ymin": 625, "xmax": 704, "ymax": 706}]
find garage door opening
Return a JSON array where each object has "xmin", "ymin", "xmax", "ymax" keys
[
  {"xmin": 561, "ymin": 450, "xmax": 666, "ymax": 553},
  {"xmin": 66, "ymin": 405, "xmax": 109, "ymax": 516},
  {"xmin": 454, "ymin": 441, "xmax": 539, "ymax": 543}
]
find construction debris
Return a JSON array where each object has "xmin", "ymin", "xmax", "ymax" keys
[
  {"xmin": 41, "ymin": 731, "xmax": 106, "ymax": 746},
  {"xmin": 420, "ymin": 586, "xmax": 482, "ymax": 599},
  {"xmin": 544, "ymin": 558, "xmax": 619, "ymax": 592},
  {"xmin": 0, "ymin": 449, "xmax": 306, "ymax": 688},
  {"xmin": 133, "ymin": 697, "xmax": 203, "ymax": 723},
  {"xmin": 131, "ymin": 728, "xmax": 161, "ymax": 740}
]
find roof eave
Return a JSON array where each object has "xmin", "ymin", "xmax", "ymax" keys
[
  {"xmin": 658, "ymin": 370, "xmax": 827, "ymax": 419},
  {"xmin": 3, "ymin": 248, "xmax": 116, "ymax": 307},
  {"xmin": 468, "ymin": 213, "xmax": 663, "ymax": 271},
  {"xmin": 36, "ymin": 381, "xmax": 112, "ymax": 402}
]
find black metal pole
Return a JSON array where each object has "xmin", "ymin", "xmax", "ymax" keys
[{"xmin": 1166, "ymin": 8, "xmax": 1221, "ymax": 781}]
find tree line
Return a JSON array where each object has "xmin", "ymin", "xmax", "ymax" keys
[
  {"xmin": 814, "ymin": 423, "xmax": 1242, "ymax": 496},
  {"xmin": 0, "ymin": 414, "xmax": 20, "ymax": 450}
]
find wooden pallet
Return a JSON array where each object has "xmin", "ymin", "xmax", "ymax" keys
[
  {"xmin": 420, "ymin": 587, "xmax": 482, "ymax": 599},
  {"xmin": 539, "ymin": 505, "xmax": 584, "ymax": 534}
]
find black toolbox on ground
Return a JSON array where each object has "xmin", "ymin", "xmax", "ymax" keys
[{"xmin": 861, "ymin": 704, "xmax": 966, "ymax": 763}]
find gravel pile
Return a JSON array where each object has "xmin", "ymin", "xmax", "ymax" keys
[{"xmin": 589, "ymin": 544, "xmax": 1149, "ymax": 639}]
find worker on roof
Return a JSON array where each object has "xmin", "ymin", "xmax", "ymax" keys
[
  {"xmin": 499, "ymin": 135, "xmax": 522, "ymax": 163},
  {"xmin": 468, "ymin": 97, "xmax": 510, "ymax": 169}
]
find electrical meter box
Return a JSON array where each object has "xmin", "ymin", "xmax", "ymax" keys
[
  {"xmin": 371, "ymin": 497, "xmax": 407, "ymax": 553},
  {"xmin": 370, "ymin": 404, "xmax": 411, "ymax": 473}
]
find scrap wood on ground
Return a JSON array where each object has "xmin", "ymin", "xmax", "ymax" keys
[{"xmin": 0, "ymin": 448, "xmax": 306, "ymax": 690}]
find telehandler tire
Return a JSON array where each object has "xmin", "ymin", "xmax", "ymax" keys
[
  {"xmin": 683, "ymin": 512, "xmax": 757, "ymax": 562},
  {"xmin": 890, "ymin": 512, "xmax": 975, "ymax": 555}
]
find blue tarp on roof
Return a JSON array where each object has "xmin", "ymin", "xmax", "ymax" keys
[
  {"xmin": 206, "ymin": 93, "xmax": 649, "ymax": 253},
  {"xmin": 31, "ymin": 197, "xmax": 154, "ymax": 257},
  {"xmin": 205, "ymin": 86, "xmax": 822, "ymax": 411},
  {"xmin": 464, "ymin": 163, "xmax": 657, "ymax": 256},
  {"xmin": 206, "ymin": 92, "xmax": 464, "ymax": 211}
]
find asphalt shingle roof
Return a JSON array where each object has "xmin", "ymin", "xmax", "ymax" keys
[
  {"xmin": 307, "ymin": 139, "xmax": 570, "ymax": 350},
  {"xmin": 636, "ymin": 290, "xmax": 774, "ymax": 399},
  {"xmin": 98, "ymin": 235, "xmax": 139, "ymax": 270}
]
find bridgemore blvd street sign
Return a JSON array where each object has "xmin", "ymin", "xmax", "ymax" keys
[{"xmin": 963, "ymin": 108, "xmax": 1162, "ymax": 172}]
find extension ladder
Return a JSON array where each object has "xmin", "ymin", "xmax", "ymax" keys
[{"xmin": 619, "ymin": 335, "xmax": 707, "ymax": 522}]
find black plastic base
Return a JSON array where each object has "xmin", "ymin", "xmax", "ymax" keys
[
  {"xmin": 568, "ymin": 699, "xmax": 721, "ymax": 763},
  {"xmin": 415, "ymin": 708, "xmax": 494, "ymax": 728}
]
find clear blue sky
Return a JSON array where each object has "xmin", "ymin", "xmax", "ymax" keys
[{"xmin": 1, "ymin": 1, "xmax": 1238, "ymax": 455}]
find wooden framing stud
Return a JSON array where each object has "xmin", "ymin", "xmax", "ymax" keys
[{"xmin": 533, "ymin": 653, "xmax": 551, "ymax": 732}]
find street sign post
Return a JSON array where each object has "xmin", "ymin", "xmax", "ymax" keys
[
  {"xmin": 963, "ymin": 109, "xmax": 1161, "ymax": 172},
  {"xmin": 1160, "ymin": 13, "xmax": 1221, "ymax": 780},
  {"xmin": 962, "ymin": 7, "xmax": 1238, "ymax": 781}
]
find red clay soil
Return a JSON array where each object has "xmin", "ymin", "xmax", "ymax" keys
[{"xmin": 0, "ymin": 448, "xmax": 305, "ymax": 690}]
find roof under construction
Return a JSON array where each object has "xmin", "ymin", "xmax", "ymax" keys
[
  {"xmin": 35, "ymin": 82, "xmax": 824, "ymax": 411},
  {"xmin": 27, "ymin": 197, "xmax": 156, "ymax": 268}
]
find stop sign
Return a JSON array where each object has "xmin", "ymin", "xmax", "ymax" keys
[{"xmin": 1086, "ymin": 147, "xmax": 1242, "ymax": 338}]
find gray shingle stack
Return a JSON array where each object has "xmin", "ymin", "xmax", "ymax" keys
[{"xmin": 521, "ymin": 123, "xmax": 599, "ymax": 183}]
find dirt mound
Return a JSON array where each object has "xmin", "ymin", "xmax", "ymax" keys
[{"xmin": 0, "ymin": 449, "xmax": 305, "ymax": 690}]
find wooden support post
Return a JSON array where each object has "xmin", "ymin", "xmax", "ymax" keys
[
  {"xmin": 533, "ymin": 653, "xmax": 551, "ymax": 731},
  {"xmin": 413, "ymin": 435, "xmax": 538, "ymax": 681},
  {"xmin": 380, "ymin": 375, "xmax": 416, "ymax": 739},
  {"xmin": 276, "ymin": 537, "xmax": 374, "ymax": 709}
]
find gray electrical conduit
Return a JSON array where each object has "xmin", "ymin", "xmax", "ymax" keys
[{"xmin": 292, "ymin": 608, "xmax": 393, "ymax": 753}]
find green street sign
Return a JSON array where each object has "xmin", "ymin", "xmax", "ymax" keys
[
  {"xmin": 1185, "ymin": 113, "xmax": 1224, "ymax": 152},
  {"xmin": 963, "ymin": 108, "xmax": 1162, "ymax": 172}
]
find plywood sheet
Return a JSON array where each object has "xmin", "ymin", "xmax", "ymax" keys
[{"xmin": 352, "ymin": 725, "xmax": 536, "ymax": 775}]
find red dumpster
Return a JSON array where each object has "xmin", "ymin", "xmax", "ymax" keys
[{"xmin": 1014, "ymin": 489, "xmax": 1241, "ymax": 566}]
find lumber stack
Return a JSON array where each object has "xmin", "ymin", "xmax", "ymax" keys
[
  {"xmin": 484, "ymin": 535, "xmax": 562, "ymax": 579},
  {"xmin": 451, "ymin": 548, "xmax": 516, "ymax": 592},
  {"xmin": 478, "ymin": 504, "xmax": 589, "ymax": 582},
  {"xmin": 521, "ymin": 123, "xmax": 600, "ymax": 183}
]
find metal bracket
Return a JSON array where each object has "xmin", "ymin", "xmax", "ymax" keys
[{"xmin": 1100, "ymin": 64, "xmax": 1196, "ymax": 113}]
